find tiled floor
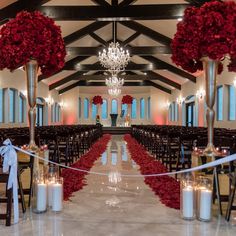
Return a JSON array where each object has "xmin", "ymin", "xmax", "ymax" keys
[{"xmin": 0, "ymin": 135, "xmax": 236, "ymax": 235}]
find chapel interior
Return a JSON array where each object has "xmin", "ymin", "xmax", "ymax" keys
[{"xmin": 0, "ymin": 0, "xmax": 236, "ymax": 235}]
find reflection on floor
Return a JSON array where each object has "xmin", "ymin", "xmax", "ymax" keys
[{"xmin": 0, "ymin": 135, "xmax": 236, "ymax": 235}]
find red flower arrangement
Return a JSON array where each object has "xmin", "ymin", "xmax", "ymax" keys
[
  {"xmin": 92, "ymin": 95, "xmax": 103, "ymax": 105},
  {"xmin": 122, "ymin": 95, "xmax": 133, "ymax": 104},
  {"xmin": 171, "ymin": 1, "xmax": 236, "ymax": 74},
  {"xmin": 0, "ymin": 10, "xmax": 66, "ymax": 76},
  {"xmin": 124, "ymin": 134, "xmax": 180, "ymax": 209}
]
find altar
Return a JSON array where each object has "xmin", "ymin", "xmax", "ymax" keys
[{"xmin": 102, "ymin": 127, "xmax": 132, "ymax": 135}]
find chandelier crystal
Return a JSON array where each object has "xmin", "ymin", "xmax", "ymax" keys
[
  {"xmin": 98, "ymin": 42, "xmax": 130, "ymax": 73},
  {"xmin": 105, "ymin": 75, "xmax": 124, "ymax": 88},
  {"xmin": 108, "ymin": 87, "xmax": 121, "ymax": 96}
]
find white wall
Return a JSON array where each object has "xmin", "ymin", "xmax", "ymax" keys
[
  {"xmin": 0, "ymin": 69, "xmax": 62, "ymax": 127},
  {"xmin": 60, "ymin": 86, "xmax": 170, "ymax": 126},
  {"xmin": 168, "ymin": 61, "xmax": 236, "ymax": 128}
]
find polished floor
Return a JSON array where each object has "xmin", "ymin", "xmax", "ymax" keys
[{"xmin": 0, "ymin": 135, "xmax": 236, "ymax": 235}]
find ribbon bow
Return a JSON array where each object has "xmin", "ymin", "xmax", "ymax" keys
[{"xmin": 0, "ymin": 139, "xmax": 19, "ymax": 224}]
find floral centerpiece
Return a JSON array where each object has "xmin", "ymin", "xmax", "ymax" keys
[
  {"xmin": 92, "ymin": 95, "xmax": 103, "ymax": 105},
  {"xmin": 171, "ymin": 1, "xmax": 236, "ymax": 74},
  {"xmin": 171, "ymin": 1, "xmax": 236, "ymax": 156},
  {"xmin": 0, "ymin": 10, "xmax": 66, "ymax": 150},
  {"xmin": 122, "ymin": 95, "xmax": 133, "ymax": 104},
  {"xmin": 0, "ymin": 10, "xmax": 66, "ymax": 76}
]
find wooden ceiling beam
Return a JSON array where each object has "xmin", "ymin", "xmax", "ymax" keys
[
  {"xmin": 122, "ymin": 32, "xmax": 141, "ymax": 46},
  {"xmin": 141, "ymin": 55, "xmax": 196, "ymax": 83},
  {"xmin": 64, "ymin": 21, "xmax": 110, "ymax": 45},
  {"xmin": 119, "ymin": 0, "xmax": 138, "ymax": 7},
  {"xmin": 66, "ymin": 46, "xmax": 171, "ymax": 56},
  {"xmin": 59, "ymin": 80, "xmax": 171, "ymax": 94},
  {"xmin": 120, "ymin": 21, "xmax": 172, "ymax": 46},
  {"xmin": 91, "ymin": 0, "xmax": 111, "ymax": 7},
  {"xmin": 37, "ymin": 4, "xmax": 189, "ymax": 21},
  {"xmin": 89, "ymin": 32, "xmax": 108, "ymax": 46}
]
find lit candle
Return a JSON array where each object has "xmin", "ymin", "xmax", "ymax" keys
[
  {"xmin": 223, "ymin": 149, "xmax": 227, "ymax": 155},
  {"xmin": 47, "ymin": 178, "xmax": 55, "ymax": 207},
  {"xmin": 194, "ymin": 147, "xmax": 198, "ymax": 152},
  {"xmin": 52, "ymin": 182, "xmax": 63, "ymax": 212},
  {"xmin": 182, "ymin": 186, "xmax": 194, "ymax": 219},
  {"xmin": 216, "ymin": 147, "xmax": 219, "ymax": 151},
  {"xmin": 199, "ymin": 189, "xmax": 212, "ymax": 221},
  {"xmin": 36, "ymin": 182, "xmax": 47, "ymax": 212}
]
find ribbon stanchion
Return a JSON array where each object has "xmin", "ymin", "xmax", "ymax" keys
[{"xmin": 7, "ymin": 141, "xmax": 236, "ymax": 177}]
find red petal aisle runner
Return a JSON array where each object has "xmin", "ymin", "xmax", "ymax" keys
[
  {"xmin": 62, "ymin": 134, "xmax": 111, "ymax": 200},
  {"xmin": 124, "ymin": 134, "xmax": 180, "ymax": 209}
]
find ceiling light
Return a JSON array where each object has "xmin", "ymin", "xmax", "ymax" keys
[{"xmin": 98, "ymin": 42, "xmax": 130, "ymax": 74}]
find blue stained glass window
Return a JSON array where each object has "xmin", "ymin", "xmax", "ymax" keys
[
  {"xmin": 174, "ymin": 102, "xmax": 178, "ymax": 121},
  {"xmin": 121, "ymin": 103, "xmax": 128, "ymax": 116},
  {"xmin": 0, "ymin": 89, "xmax": 4, "ymax": 122},
  {"xmin": 84, "ymin": 98, "xmax": 89, "ymax": 119},
  {"xmin": 9, "ymin": 89, "xmax": 15, "ymax": 123},
  {"xmin": 131, "ymin": 98, "xmax": 137, "ymax": 119},
  {"xmin": 217, "ymin": 86, "xmax": 223, "ymax": 121},
  {"xmin": 147, "ymin": 97, "xmax": 151, "ymax": 119},
  {"xmin": 140, "ymin": 98, "xmax": 145, "ymax": 119},
  {"xmin": 92, "ymin": 103, "xmax": 98, "ymax": 119},
  {"xmin": 229, "ymin": 85, "xmax": 236, "ymax": 121},
  {"xmin": 171, "ymin": 102, "xmax": 175, "ymax": 121},
  {"xmin": 168, "ymin": 104, "xmax": 172, "ymax": 121},
  {"xmin": 102, "ymin": 99, "xmax": 108, "ymax": 119},
  {"xmin": 19, "ymin": 94, "xmax": 25, "ymax": 123},
  {"xmin": 111, "ymin": 99, "xmax": 118, "ymax": 114}
]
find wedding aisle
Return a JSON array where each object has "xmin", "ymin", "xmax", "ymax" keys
[{"xmin": 0, "ymin": 135, "xmax": 235, "ymax": 236}]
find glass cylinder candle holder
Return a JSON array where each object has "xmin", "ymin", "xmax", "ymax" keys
[
  {"xmin": 180, "ymin": 173, "xmax": 195, "ymax": 220},
  {"xmin": 48, "ymin": 164, "xmax": 59, "ymax": 179},
  {"xmin": 51, "ymin": 177, "xmax": 63, "ymax": 212},
  {"xmin": 32, "ymin": 171, "xmax": 47, "ymax": 213},
  {"xmin": 196, "ymin": 177, "xmax": 212, "ymax": 222}
]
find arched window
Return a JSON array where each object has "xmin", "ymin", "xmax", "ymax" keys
[
  {"xmin": 78, "ymin": 97, "xmax": 82, "ymax": 118},
  {"xmin": 174, "ymin": 101, "xmax": 178, "ymax": 121},
  {"xmin": 102, "ymin": 99, "xmax": 108, "ymax": 119},
  {"xmin": 147, "ymin": 97, "xmax": 151, "ymax": 119},
  {"xmin": 52, "ymin": 103, "xmax": 61, "ymax": 122},
  {"xmin": 92, "ymin": 103, "xmax": 98, "ymax": 119},
  {"xmin": 228, "ymin": 85, "xmax": 235, "ymax": 120},
  {"xmin": 9, "ymin": 88, "xmax": 16, "ymax": 123},
  {"xmin": 168, "ymin": 104, "xmax": 172, "ymax": 121},
  {"xmin": 0, "ymin": 89, "xmax": 4, "ymax": 123},
  {"xmin": 217, "ymin": 85, "xmax": 223, "ymax": 121},
  {"xmin": 140, "ymin": 98, "xmax": 145, "ymax": 119},
  {"xmin": 36, "ymin": 97, "xmax": 45, "ymax": 126},
  {"xmin": 121, "ymin": 103, "xmax": 128, "ymax": 117},
  {"xmin": 171, "ymin": 102, "xmax": 175, "ymax": 121},
  {"xmin": 111, "ymin": 99, "xmax": 118, "ymax": 114},
  {"xmin": 131, "ymin": 98, "xmax": 137, "ymax": 119},
  {"xmin": 84, "ymin": 98, "xmax": 89, "ymax": 119},
  {"xmin": 19, "ymin": 93, "xmax": 26, "ymax": 123}
]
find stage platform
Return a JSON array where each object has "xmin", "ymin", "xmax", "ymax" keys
[{"xmin": 102, "ymin": 127, "xmax": 132, "ymax": 135}]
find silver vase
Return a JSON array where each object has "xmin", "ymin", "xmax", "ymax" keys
[
  {"xmin": 202, "ymin": 57, "xmax": 219, "ymax": 157},
  {"xmin": 25, "ymin": 59, "xmax": 38, "ymax": 151}
]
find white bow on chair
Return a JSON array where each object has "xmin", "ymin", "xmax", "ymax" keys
[{"xmin": 0, "ymin": 139, "xmax": 19, "ymax": 224}]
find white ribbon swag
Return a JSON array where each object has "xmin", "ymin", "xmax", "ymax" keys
[{"xmin": 0, "ymin": 139, "xmax": 19, "ymax": 224}]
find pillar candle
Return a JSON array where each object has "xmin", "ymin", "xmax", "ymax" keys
[
  {"xmin": 37, "ymin": 183, "xmax": 47, "ymax": 212},
  {"xmin": 199, "ymin": 189, "xmax": 212, "ymax": 221},
  {"xmin": 182, "ymin": 186, "xmax": 194, "ymax": 219},
  {"xmin": 52, "ymin": 183, "xmax": 63, "ymax": 212},
  {"xmin": 47, "ymin": 180, "xmax": 55, "ymax": 207}
]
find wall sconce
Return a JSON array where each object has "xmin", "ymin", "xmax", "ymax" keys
[
  {"xmin": 59, "ymin": 101, "xmax": 64, "ymax": 108},
  {"xmin": 196, "ymin": 89, "xmax": 206, "ymax": 100},
  {"xmin": 176, "ymin": 96, "xmax": 185, "ymax": 105},
  {"xmin": 45, "ymin": 96, "xmax": 54, "ymax": 105},
  {"xmin": 166, "ymin": 101, "xmax": 170, "ymax": 109},
  {"xmin": 22, "ymin": 90, "xmax": 27, "ymax": 97}
]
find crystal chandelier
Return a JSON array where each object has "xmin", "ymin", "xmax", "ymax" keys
[
  {"xmin": 105, "ymin": 75, "xmax": 124, "ymax": 88},
  {"xmin": 108, "ymin": 86, "xmax": 121, "ymax": 96},
  {"xmin": 98, "ymin": 42, "xmax": 130, "ymax": 74}
]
